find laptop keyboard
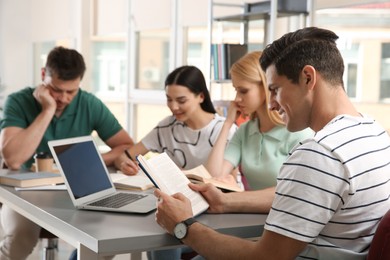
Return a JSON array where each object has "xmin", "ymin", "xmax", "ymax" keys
[{"xmin": 88, "ymin": 193, "xmax": 147, "ymax": 208}]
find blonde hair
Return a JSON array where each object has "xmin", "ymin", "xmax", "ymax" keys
[{"xmin": 230, "ymin": 51, "xmax": 284, "ymax": 125}]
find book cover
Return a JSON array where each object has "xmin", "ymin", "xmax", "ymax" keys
[
  {"xmin": 183, "ymin": 165, "xmax": 243, "ymax": 193},
  {"xmin": 0, "ymin": 170, "xmax": 64, "ymax": 188},
  {"xmin": 136, "ymin": 153, "xmax": 209, "ymax": 216},
  {"xmin": 110, "ymin": 172, "xmax": 154, "ymax": 191},
  {"xmin": 224, "ymin": 44, "xmax": 248, "ymax": 79}
]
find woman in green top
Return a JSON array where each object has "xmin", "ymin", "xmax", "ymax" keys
[{"xmin": 205, "ymin": 51, "xmax": 312, "ymax": 190}]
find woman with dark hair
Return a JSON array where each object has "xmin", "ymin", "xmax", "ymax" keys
[
  {"xmin": 165, "ymin": 65, "xmax": 216, "ymax": 114},
  {"xmin": 115, "ymin": 65, "xmax": 237, "ymax": 175}
]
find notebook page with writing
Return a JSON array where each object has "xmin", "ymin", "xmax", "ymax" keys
[{"xmin": 137, "ymin": 153, "xmax": 209, "ymax": 216}]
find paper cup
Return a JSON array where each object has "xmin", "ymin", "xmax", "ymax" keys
[{"xmin": 34, "ymin": 152, "xmax": 54, "ymax": 172}]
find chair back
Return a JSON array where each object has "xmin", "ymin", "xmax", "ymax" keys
[{"xmin": 367, "ymin": 209, "xmax": 390, "ymax": 260}]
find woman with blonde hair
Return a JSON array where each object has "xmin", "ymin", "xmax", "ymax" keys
[{"xmin": 205, "ymin": 51, "xmax": 312, "ymax": 190}]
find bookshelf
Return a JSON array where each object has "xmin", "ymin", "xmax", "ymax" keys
[
  {"xmin": 211, "ymin": 43, "xmax": 248, "ymax": 80},
  {"xmin": 209, "ymin": 0, "xmax": 310, "ymax": 114},
  {"xmin": 210, "ymin": 0, "xmax": 309, "ymax": 79}
]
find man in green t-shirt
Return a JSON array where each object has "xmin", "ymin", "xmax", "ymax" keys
[{"xmin": 0, "ymin": 46, "xmax": 134, "ymax": 259}]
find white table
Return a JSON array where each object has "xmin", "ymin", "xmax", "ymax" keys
[{"xmin": 0, "ymin": 185, "xmax": 266, "ymax": 259}]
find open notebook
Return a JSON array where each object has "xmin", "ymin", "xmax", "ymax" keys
[{"xmin": 48, "ymin": 136, "xmax": 156, "ymax": 214}]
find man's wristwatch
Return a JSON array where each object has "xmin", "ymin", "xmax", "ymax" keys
[{"xmin": 173, "ymin": 217, "xmax": 197, "ymax": 240}]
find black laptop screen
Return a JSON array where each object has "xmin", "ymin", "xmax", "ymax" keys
[{"xmin": 53, "ymin": 140, "xmax": 112, "ymax": 199}]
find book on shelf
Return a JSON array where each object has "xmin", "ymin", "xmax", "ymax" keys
[
  {"xmin": 212, "ymin": 43, "xmax": 248, "ymax": 80},
  {"xmin": 182, "ymin": 165, "xmax": 243, "ymax": 193},
  {"xmin": 109, "ymin": 171, "xmax": 154, "ymax": 191},
  {"xmin": 136, "ymin": 152, "xmax": 209, "ymax": 216},
  {"xmin": 0, "ymin": 170, "xmax": 64, "ymax": 188}
]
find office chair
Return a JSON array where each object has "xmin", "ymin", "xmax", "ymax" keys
[{"xmin": 367, "ymin": 209, "xmax": 390, "ymax": 260}]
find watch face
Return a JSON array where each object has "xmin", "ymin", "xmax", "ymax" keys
[{"xmin": 174, "ymin": 222, "xmax": 187, "ymax": 240}]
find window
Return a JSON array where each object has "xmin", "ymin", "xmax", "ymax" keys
[
  {"xmin": 345, "ymin": 63, "xmax": 358, "ymax": 98},
  {"xmin": 339, "ymin": 42, "xmax": 360, "ymax": 99},
  {"xmin": 136, "ymin": 30, "xmax": 170, "ymax": 90},
  {"xmin": 380, "ymin": 43, "xmax": 390, "ymax": 100},
  {"xmin": 91, "ymin": 41, "xmax": 126, "ymax": 95}
]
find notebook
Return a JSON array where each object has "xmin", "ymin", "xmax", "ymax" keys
[{"xmin": 48, "ymin": 135, "xmax": 156, "ymax": 214}]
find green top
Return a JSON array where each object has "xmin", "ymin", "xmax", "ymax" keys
[
  {"xmin": 224, "ymin": 118, "xmax": 313, "ymax": 190},
  {"xmin": 0, "ymin": 87, "xmax": 123, "ymax": 169}
]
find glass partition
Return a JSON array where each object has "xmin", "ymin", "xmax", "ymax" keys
[
  {"xmin": 91, "ymin": 41, "xmax": 126, "ymax": 95},
  {"xmin": 136, "ymin": 29, "xmax": 170, "ymax": 90}
]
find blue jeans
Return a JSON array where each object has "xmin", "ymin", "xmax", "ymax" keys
[{"xmin": 69, "ymin": 249, "xmax": 77, "ymax": 260}]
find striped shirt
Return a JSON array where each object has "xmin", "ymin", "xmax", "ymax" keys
[
  {"xmin": 141, "ymin": 114, "xmax": 237, "ymax": 170},
  {"xmin": 265, "ymin": 115, "xmax": 390, "ymax": 260}
]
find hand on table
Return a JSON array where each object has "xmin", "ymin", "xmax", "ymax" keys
[{"xmin": 119, "ymin": 158, "xmax": 139, "ymax": 176}]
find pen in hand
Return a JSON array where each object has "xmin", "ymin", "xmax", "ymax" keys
[
  {"xmin": 121, "ymin": 149, "xmax": 139, "ymax": 175},
  {"xmin": 124, "ymin": 149, "xmax": 134, "ymax": 161}
]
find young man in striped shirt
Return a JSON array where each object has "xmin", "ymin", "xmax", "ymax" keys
[{"xmin": 153, "ymin": 27, "xmax": 390, "ymax": 259}]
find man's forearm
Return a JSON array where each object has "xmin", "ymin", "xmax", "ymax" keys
[
  {"xmin": 223, "ymin": 187, "xmax": 275, "ymax": 213},
  {"xmin": 183, "ymin": 222, "xmax": 260, "ymax": 259},
  {"xmin": 1, "ymin": 110, "xmax": 54, "ymax": 169}
]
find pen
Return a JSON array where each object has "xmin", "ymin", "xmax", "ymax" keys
[{"xmin": 124, "ymin": 149, "xmax": 134, "ymax": 161}]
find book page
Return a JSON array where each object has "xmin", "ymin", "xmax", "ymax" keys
[
  {"xmin": 138, "ymin": 153, "xmax": 209, "ymax": 216},
  {"xmin": 183, "ymin": 166, "xmax": 243, "ymax": 192},
  {"xmin": 110, "ymin": 173, "xmax": 154, "ymax": 190},
  {"xmin": 183, "ymin": 165, "xmax": 212, "ymax": 180}
]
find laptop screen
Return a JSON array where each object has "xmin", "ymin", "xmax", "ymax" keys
[{"xmin": 52, "ymin": 140, "xmax": 112, "ymax": 199}]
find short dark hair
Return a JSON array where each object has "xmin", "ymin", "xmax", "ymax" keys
[
  {"xmin": 165, "ymin": 65, "xmax": 216, "ymax": 114},
  {"xmin": 45, "ymin": 46, "xmax": 86, "ymax": 80},
  {"xmin": 260, "ymin": 27, "xmax": 344, "ymax": 87}
]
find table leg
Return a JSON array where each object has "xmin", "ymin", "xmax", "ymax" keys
[
  {"xmin": 78, "ymin": 243, "xmax": 99, "ymax": 259},
  {"xmin": 130, "ymin": 251, "xmax": 142, "ymax": 260}
]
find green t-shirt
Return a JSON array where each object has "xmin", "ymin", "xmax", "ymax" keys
[
  {"xmin": 224, "ymin": 118, "xmax": 313, "ymax": 190},
  {"xmin": 0, "ymin": 87, "xmax": 123, "ymax": 169}
]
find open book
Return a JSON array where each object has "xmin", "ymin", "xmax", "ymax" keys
[
  {"xmin": 183, "ymin": 165, "xmax": 243, "ymax": 192},
  {"xmin": 109, "ymin": 171, "xmax": 154, "ymax": 191},
  {"xmin": 0, "ymin": 170, "xmax": 64, "ymax": 188},
  {"xmin": 137, "ymin": 153, "xmax": 209, "ymax": 216}
]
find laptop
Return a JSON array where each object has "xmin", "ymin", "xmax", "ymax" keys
[{"xmin": 48, "ymin": 135, "xmax": 156, "ymax": 214}]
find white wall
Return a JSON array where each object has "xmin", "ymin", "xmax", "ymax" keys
[
  {"xmin": 30, "ymin": 0, "xmax": 77, "ymax": 42},
  {"xmin": 0, "ymin": 0, "xmax": 32, "ymax": 99},
  {"xmin": 132, "ymin": 0, "xmax": 171, "ymax": 30},
  {"xmin": 0, "ymin": 0, "xmax": 85, "ymax": 99},
  {"xmin": 96, "ymin": 0, "xmax": 127, "ymax": 36}
]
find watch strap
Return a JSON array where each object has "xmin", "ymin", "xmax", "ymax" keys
[{"xmin": 183, "ymin": 217, "xmax": 197, "ymax": 227}]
